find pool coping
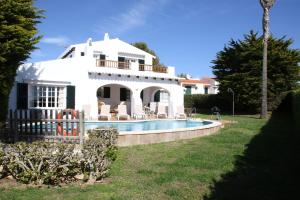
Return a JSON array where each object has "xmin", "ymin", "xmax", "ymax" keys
[
  {"xmin": 85, "ymin": 118, "xmax": 221, "ymax": 135},
  {"xmin": 86, "ymin": 119, "xmax": 223, "ymax": 146}
]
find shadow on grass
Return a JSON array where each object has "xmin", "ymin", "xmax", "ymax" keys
[{"xmin": 204, "ymin": 95, "xmax": 300, "ymax": 200}]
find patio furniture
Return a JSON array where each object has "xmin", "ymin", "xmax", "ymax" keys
[
  {"xmin": 157, "ymin": 105, "xmax": 167, "ymax": 118},
  {"xmin": 211, "ymin": 106, "xmax": 221, "ymax": 120},
  {"xmin": 98, "ymin": 105, "xmax": 111, "ymax": 120},
  {"xmin": 117, "ymin": 105, "xmax": 130, "ymax": 120},
  {"xmin": 175, "ymin": 106, "xmax": 186, "ymax": 119},
  {"xmin": 133, "ymin": 105, "xmax": 146, "ymax": 119}
]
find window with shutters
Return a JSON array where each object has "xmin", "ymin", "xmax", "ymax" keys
[{"xmin": 29, "ymin": 85, "xmax": 65, "ymax": 108}]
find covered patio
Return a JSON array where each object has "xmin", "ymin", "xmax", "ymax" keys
[{"xmin": 95, "ymin": 84, "xmax": 175, "ymax": 120}]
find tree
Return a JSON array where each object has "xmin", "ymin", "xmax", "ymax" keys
[
  {"xmin": 177, "ymin": 73, "xmax": 188, "ymax": 78},
  {"xmin": 0, "ymin": 0, "xmax": 43, "ymax": 122},
  {"xmin": 212, "ymin": 31, "xmax": 300, "ymax": 113},
  {"xmin": 132, "ymin": 42, "xmax": 160, "ymax": 66},
  {"xmin": 260, "ymin": 0, "xmax": 276, "ymax": 118}
]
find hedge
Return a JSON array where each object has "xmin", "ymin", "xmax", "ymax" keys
[
  {"xmin": 184, "ymin": 94, "xmax": 230, "ymax": 113},
  {"xmin": 293, "ymin": 90, "xmax": 300, "ymax": 133},
  {"xmin": 0, "ymin": 128, "xmax": 117, "ymax": 185},
  {"xmin": 184, "ymin": 92, "xmax": 292, "ymax": 114},
  {"xmin": 273, "ymin": 89, "xmax": 300, "ymax": 133}
]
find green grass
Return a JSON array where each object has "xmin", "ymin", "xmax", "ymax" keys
[{"xmin": 0, "ymin": 115, "xmax": 276, "ymax": 200}]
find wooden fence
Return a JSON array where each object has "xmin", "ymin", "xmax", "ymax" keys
[{"xmin": 1, "ymin": 109, "xmax": 85, "ymax": 144}]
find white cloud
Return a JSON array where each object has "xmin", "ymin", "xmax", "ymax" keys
[
  {"xmin": 30, "ymin": 49, "xmax": 45, "ymax": 57},
  {"xmin": 96, "ymin": 0, "xmax": 170, "ymax": 35},
  {"xmin": 41, "ymin": 36, "xmax": 71, "ymax": 47}
]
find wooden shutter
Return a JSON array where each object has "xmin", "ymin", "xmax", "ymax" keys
[
  {"xmin": 66, "ymin": 85, "xmax": 75, "ymax": 109},
  {"xmin": 17, "ymin": 83, "xmax": 28, "ymax": 109}
]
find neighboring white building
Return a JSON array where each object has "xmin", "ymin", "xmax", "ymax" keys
[
  {"xmin": 180, "ymin": 77, "xmax": 219, "ymax": 95},
  {"xmin": 8, "ymin": 33, "xmax": 184, "ymax": 119}
]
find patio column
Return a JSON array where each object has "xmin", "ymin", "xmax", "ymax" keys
[
  {"xmin": 131, "ymin": 89, "xmax": 142, "ymax": 117},
  {"xmin": 168, "ymin": 91, "xmax": 177, "ymax": 118}
]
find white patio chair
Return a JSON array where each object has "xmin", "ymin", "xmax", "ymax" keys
[
  {"xmin": 133, "ymin": 105, "xmax": 146, "ymax": 119},
  {"xmin": 117, "ymin": 105, "xmax": 130, "ymax": 120},
  {"xmin": 175, "ymin": 106, "xmax": 186, "ymax": 119},
  {"xmin": 150, "ymin": 102, "xmax": 157, "ymax": 114},
  {"xmin": 157, "ymin": 105, "xmax": 167, "ymax": 118},
  {"xmin": 98, "ymin": 105, "xmax": 111, "ymax": 120}
]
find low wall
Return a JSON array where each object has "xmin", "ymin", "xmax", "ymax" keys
[{"xmin": 117, "ymin": 121, "xmax": 222, "ymax": 146}]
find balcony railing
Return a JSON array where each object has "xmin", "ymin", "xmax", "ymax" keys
[
  {"xmin": 96, "ymin": 59, "xmax": 130, "ymax": 69},
  {"xmin": 96, "ymin": 59, "xmax": 167, "ymax": 73},
  {"xmin": 139, "ymin": 64, "xmax": 167, "ymax": 73}
]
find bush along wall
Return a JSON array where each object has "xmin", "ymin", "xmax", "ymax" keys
[
  {"xmin": 0, "ymin": 128, "xmax": 118, "ymax": 185},
  {"xmin": 184, "ymin": 94, "xmax": 231, "ymax": 113}
]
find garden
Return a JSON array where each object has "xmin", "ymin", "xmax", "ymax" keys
[{"xmin": 0, "ymin": 90, "xmax": 299, "ymax": 200}]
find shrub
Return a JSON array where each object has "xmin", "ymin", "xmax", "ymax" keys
[
  {"xmin": 2, "ymin": 142, "xmax": 81, "ymax": 185},
  {"xmin": 0, "ymin": 128, "xmax": 117, "ymax": 185},
  {"xmin": 0, "ymin": 142, "xmax": 6, "ymax": 178},
  {"xmin": 81, "ymin": 128, "xmax": 118, "ymax": 183}
]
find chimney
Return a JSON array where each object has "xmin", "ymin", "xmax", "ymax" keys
[
  {"xmin": 87, "ymin": 38, "xmax": 92, "ymax": 46},
  {"xmin": 104, "ymin": 33, "xmax": 110, "ymax": 41}
]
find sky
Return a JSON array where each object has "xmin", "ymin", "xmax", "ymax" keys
[{"xmin": 30, "ymin": 0, "xmax": 300, "ymax": 78}]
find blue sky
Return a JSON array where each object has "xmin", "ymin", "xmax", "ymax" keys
[{"xmin": 31, "ymin": 0, "xmax": 300, "ymax": 78}]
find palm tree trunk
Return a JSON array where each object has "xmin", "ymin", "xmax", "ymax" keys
[{"xmin": 261, "ymin": 7, "xmax": 269, "ymax": 119}]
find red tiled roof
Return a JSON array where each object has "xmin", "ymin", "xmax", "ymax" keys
[{"xmin": 180, "ymin": 79, "xmax": 202, "ymax": 84}]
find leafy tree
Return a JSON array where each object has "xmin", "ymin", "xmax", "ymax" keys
[
  {"xmin": 132, "ymin": 42, "xmax": 160, "ymax": 66},
  {"xmin": 0, "ymin": 0, "xmax": 43, "ymax": 122},
  {"xmin": 212, "ymin": 31, "xmax": 300, "ymax": 113},
  {"xmin": 177, "ymin": 73, "xmax": 188, "ymax": 78}
]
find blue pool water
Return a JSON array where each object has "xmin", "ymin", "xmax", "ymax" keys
[{"xmin": 85, "ymin": 120, "xmax": 211, "ymax": 132}]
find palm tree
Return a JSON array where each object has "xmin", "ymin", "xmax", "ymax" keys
[{"xmin": 260, "ymin": 0, "xmax": 275, "ymax": 119}]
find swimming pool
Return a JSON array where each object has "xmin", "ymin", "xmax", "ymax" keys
[{"xmin": 85, "ymin": 119, "xmax": 212, "ymax": 132}]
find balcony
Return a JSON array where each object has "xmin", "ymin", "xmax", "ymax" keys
[
  {"xmin": 139, "ymin": 64, "xmax": 167, "ymax": 73},
  {"xmin": 96, "ymin": 59, "xmax": 130, "ymax": 69},
  {"xmin": 96, "ymin": 59, "xmax": 168, "ymax": 73}
]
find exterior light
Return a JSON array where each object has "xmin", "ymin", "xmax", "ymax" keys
[{"xmin": 227, "ymin": 88, "xmax": 235, "ymax": 117}]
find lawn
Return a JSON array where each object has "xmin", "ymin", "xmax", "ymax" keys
[{"xmin": 0, "ymin": 113, "xmax": 294, "ymax": 200}]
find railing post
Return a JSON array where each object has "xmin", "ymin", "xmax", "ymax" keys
[
  {"xmin": 13, "ymin": 110, "xmax": 18, "ymax": 143},
  {"xmin": 79, "ymin": 111, "xmax": 85, "ymax": 145}
]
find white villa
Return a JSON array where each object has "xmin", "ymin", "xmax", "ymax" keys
[
  {"xmin": 180, "ymin": 76, "xmax": 219, "ymax": 95},
  {"xmin": 8, "ymin": 33, "xmax": 184, "ymax": 120}
]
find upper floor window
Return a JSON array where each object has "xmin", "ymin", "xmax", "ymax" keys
[
  {"xmin": 81, "ymin": 52, "xmax": 85, "ymax": 56},
  {"xmin": 118, "ymin": 57, "xmax": 130, "ymax": 69},
  {"xmin": 29, "ymin": 85, "xmax": 65, "ymax": 108}
]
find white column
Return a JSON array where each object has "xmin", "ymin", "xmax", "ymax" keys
[{"xmin": 130, "ymin": 88, "xmax": 142, "ymax": 117}]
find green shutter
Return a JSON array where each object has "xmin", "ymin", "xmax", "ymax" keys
[
  {"xmin": 66, "ymin": 85, "xmax": 75, "ymax": 109},
  {"xmin": 17, "ymin": 83, "xmax": 28, "ymax": 109},
  {"xmin": 120, "ymin": 88, "xmax": 126, "ymax": 101},
  {"xmin": 154, "ymin": 91, "xmax": 160, "ymax": 102},
  {"xmin": 185, "ymin": 86, "xmax": 192, "ymax": 95},
  {"xmin": 126, "ymin": 89, "xmax": 131, "ymax": 101},
  {"xmin": 104, "ymin": 87, "xmax": 110, "ymax": 98}
]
